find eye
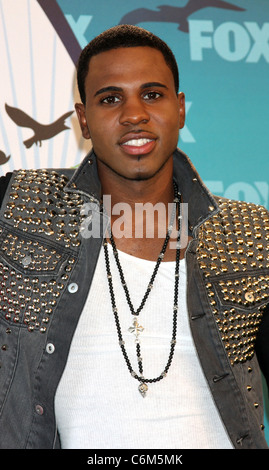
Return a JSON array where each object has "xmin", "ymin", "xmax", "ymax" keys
[
  {"xmin": 100, "ymin": 95, "xmax": 121, "ymax": 105},
  {"xmin": 143, "ymin": 91, "xmax": 162, "ymax": 101}
]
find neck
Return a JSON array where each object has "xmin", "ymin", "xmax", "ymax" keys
[{"xmin": 98, "ymin": 159, "xmax": 175, "ymax": 208}]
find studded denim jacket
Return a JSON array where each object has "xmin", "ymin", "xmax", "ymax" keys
[{"xmin": 0, "ymin": 148, "xmax": 268, "ymax": 449}]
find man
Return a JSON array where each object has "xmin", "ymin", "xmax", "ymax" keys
[{"xmin": 0, "ymin": 24, "xmax": 268, "ymax": 449}]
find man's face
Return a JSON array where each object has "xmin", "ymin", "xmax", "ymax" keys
[{"xmin": 76, "ymin": 46, "xmax": 185, "ymax": 181}]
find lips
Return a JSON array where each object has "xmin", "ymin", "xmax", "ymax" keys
[{"xmin": 119, "ymin": 132, "xmax": 157, "ymax": 156}]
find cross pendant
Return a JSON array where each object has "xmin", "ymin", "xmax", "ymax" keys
[{"xmin": 128, "ymin": 317, "xmax": 144, "ymax": 341}]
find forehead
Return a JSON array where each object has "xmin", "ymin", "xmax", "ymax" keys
[{"xmin": 85, "ymin": 46, "xmax": 175, "ymax": 94}]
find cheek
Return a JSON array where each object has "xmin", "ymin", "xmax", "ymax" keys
[
  {"xmin": 88, "ymin": 113, "xmax": 116, "ymax": 139},
  {"xmin": 87, "ymin": 118, "xmax": 103, "ymax": 142},
  {"xmin": 156, "ymin": 104, "xmax": 181, "ymax": 130},
  {"xmin": 87, "ymin": 122, "xmax": 115, "ymax": 158},
  {"xmin": 159, "ymin": 115, "xmax": 181, "ymax": 142}
]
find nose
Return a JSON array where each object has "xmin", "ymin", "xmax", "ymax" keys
[{"xmin": 119, "ymin": 97, "xmax": 150, "ymax": 126}]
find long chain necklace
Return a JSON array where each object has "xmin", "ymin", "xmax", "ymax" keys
[{"xmin": 103, "ymin": 182, "xmax": 181, "ymax": 397}]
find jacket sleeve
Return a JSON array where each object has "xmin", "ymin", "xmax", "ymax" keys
[
  {"xmin": 255, "ymin": 303, "xmax": 269, "ymax": 396},
  {"xmin": 0, "ymin": 173, "xmax": 12, "ymax": 208}
]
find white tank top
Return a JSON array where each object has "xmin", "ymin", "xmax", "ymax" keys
[{"xmin": 55, "ymin": 244, "xmax": 233, "ymax": 449}]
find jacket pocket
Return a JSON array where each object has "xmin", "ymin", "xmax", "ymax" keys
[
  {"xmin": 214, "ymin": 272, "xmax": 269, "ymax": 312},
  {"xmin": 206, "ymin": 271, "xmax": 269, "ymax": 365},
  {"xmin": 0, "ymin": 228, "xmax": 76, "ymax": 333}
]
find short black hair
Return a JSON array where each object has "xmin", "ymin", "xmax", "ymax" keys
[{"xmin": 77, "ymin": 24, "xmax": 179, "ymax": 104}]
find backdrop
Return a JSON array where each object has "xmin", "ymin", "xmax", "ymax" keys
[{"xmin": 0, "ymin": 0, "xmax": 269, "ymax": 444}]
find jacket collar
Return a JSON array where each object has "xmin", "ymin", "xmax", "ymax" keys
[
  {"xmin": 65, "ymin": 148, "xmax": 219, "ymax": 233},
  {"xmin": 172, "ymin": 148, "xmax": 219, "ymax": 233}
]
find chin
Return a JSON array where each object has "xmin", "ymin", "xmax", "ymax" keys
[
  {"xmin": 97, "ymin": 155, "xmax": 170, "ymax": 182},
  {"xmin": 123, "ymin": 169, "xmax": 163, "ymax": 182}
]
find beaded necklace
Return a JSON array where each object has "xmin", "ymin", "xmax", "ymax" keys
[{"xmin": 103, "ymin": 182, "xmax": 181, "ymax": 396}]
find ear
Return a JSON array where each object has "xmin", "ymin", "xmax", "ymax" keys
[
  {"xmin": 177, "ymin": 92, "xmax": 185, "ymax": 129},
  {"xmin": 75, "ymin": 103, "xmax": 91, "ymax": 139}
]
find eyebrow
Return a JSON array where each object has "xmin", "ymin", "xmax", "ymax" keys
[
  {"xmin": 141, "ymin": 82, "xmax": 168, "ymax": 90},
  {"xmin": 94, "ymin": 86, "xmax": 122, "ymax": 97},
  {"xmin": 94, "ymin": 82, "xmax": 168, "ymax": 97}
]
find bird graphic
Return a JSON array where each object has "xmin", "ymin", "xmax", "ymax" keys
[
  {"xmin": 119, "ymin": 0, "xmax": 245, "ymax": 33},
  {"xmin": 5, "ymin": 103, "xmax": 73, "ymax": 149},
  {"xmin": 0, "ymin": 150, "xmax": 10, "ymax": 165}
]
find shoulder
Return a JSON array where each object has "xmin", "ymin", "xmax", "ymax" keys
[
  {"xmin": 211, "ymin": 195, "xmax": 269, "ymax": 227},
  {"xmin": 197, "ymin": 195, "xmax": 269, "ymax": 276},
  {"xmin": 202, "ymin": 194, "xmax": 269, "ymax": 243}
]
